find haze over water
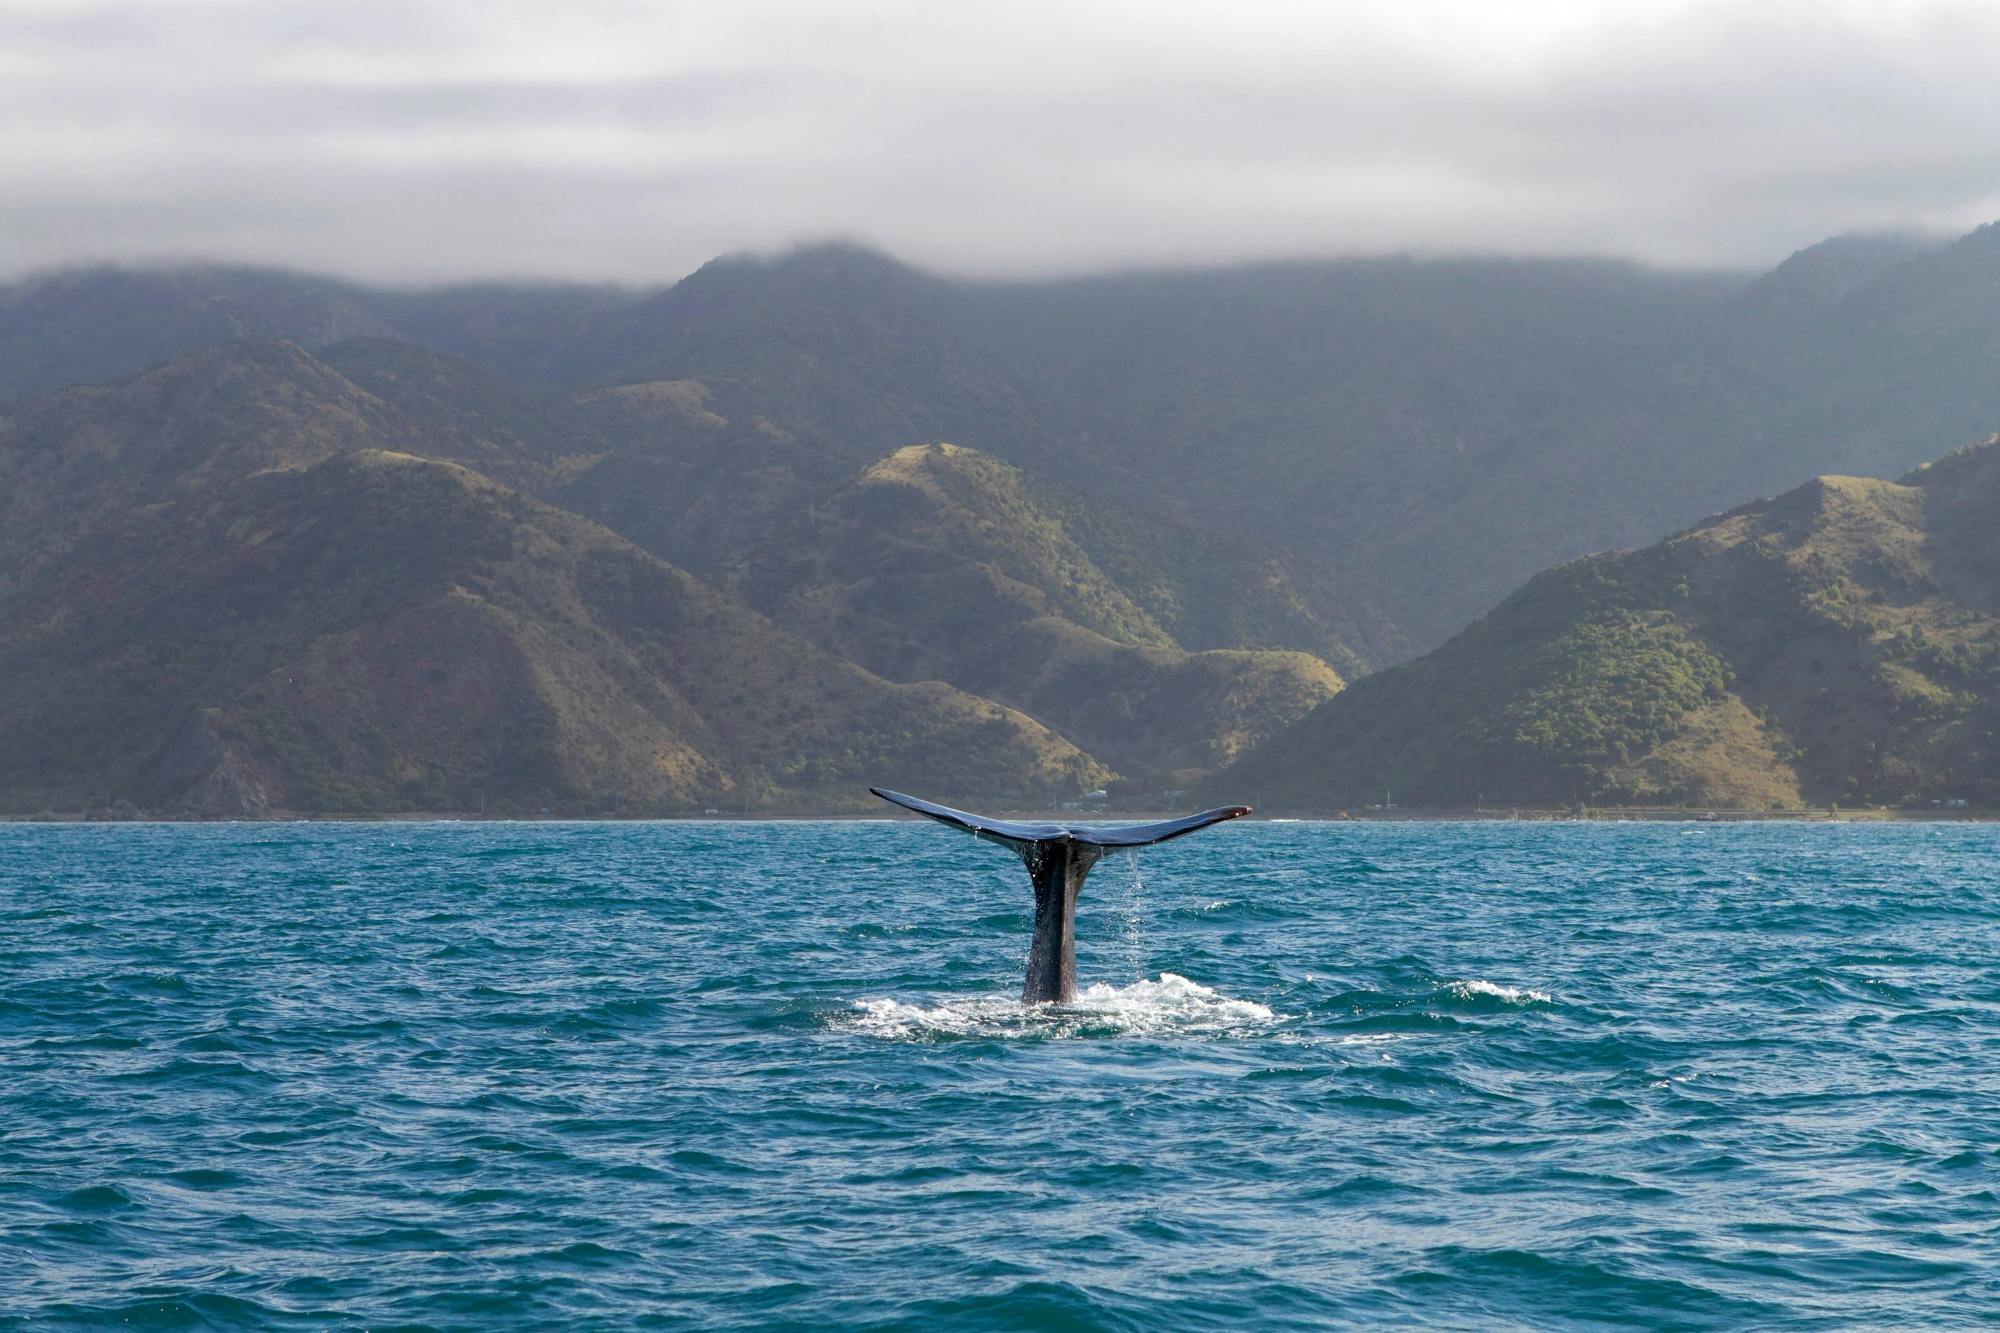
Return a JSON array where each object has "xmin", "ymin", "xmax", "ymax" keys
[{"xmin": 2, "ymin": 820, "xmax": 1995, "ymax": 1329}]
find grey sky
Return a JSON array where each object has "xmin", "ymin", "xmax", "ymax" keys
[{"xmin": 3, "ymin": 0, "xmax": 1998, "ymax": 284}]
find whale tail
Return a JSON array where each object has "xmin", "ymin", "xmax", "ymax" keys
[{"xmin": 869, "ymin": 788, "xmax": 1251, "ymax": 1003}]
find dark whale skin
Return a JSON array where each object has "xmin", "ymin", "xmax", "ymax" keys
[{"xmin": 869, "ymin": 788, "xmax": 1251, "ymax": 1003}]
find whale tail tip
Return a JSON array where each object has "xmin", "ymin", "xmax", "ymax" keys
[
  {"xmin": 868, "ymin": 787, "xmax": 1250, "ymax": 852},
  {"xmin": 869, "ymin": 786, "xmax": 1252, "ymax": 1004}
]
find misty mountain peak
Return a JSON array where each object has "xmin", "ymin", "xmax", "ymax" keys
[
  {"xmin": 674, "ymin": 241, "xmax": 942, "ymax": 304},
  {"xmin": 1749, "ymin": 230, "xmax": 1941, "ymax": 310}
]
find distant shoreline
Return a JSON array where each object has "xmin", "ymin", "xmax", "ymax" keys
[{"xmin": 4, "ymin": 808, "xmax": 1995, "ymax": 825}]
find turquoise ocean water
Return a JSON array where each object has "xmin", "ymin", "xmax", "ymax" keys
[{"xmin": 1, "ymin": 820, "xmax": 1995, "ymax": 1329}]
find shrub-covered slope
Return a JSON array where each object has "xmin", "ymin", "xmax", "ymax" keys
[
  {"xmin": 28, "ymin": 227, "xmax": 2000, "ymax": 660},
  {"xmin": 314, "ymin": 339, "xmax": 1364, "ymax": 780},
  {"xmin": 739, "ymin": 442, "xmax": 1350, "ymax": 779},
  {"xmin": 0, "ymin": 339, "xmax": 1361, "ymax": 812},
  {"xmin": 0, "ymin": 447, "xmax": 1102, "ymax": 815},
  {"xmin": 0, "ymin": 348, "xmax": 1106, "ymax": 814},
  {"xmin": 1216, "ymin": 443, "xmax": 2000, "ymax": 811}
]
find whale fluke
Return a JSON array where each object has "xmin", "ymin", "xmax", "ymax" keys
[{"xmin": 870, "ymin": 787, "xmax": 1251, "ymax": 1003}]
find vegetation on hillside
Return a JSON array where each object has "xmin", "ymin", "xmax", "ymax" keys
[
  {"xmin": 0, "ymin": 441, "xmax": 1105, "ymax": 815},
  {"xmin": 20, "ymin": 226, "xmax": 2000, "ymax": 660},
  {"xmin": 0, "ymin": 342, "xmax": 1344, "ymax": 814},
  {"xmin": 730, "ymin": 443, "xmax": 1348, "ymax": 778},
  {"xmin": 12, "ymin": 231, "xmax": 2000, "ymax": 814},
  {"xmin": 1216, "ymin": 445, "xmax": 2000, "ymax": 812},
  {"xmin": 320, "ymin": 339, "xmax": 1363, "ymax": 785}
]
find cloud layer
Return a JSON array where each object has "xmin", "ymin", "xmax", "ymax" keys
[{"xmin": 4, "ymin": 0, "xmax": 1998, "ymax": 283}]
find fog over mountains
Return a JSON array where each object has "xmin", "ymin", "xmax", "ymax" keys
[{"xmin": 5, "ymin": 221, "xmax": 2000, "ymax": 812}]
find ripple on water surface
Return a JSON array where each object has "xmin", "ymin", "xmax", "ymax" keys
[
  {"xmin": 847, "ymin": 972, "xmax": 1278, "ymax": 1041},
  {"xmin": 0, "ymin": 819, "xmax": 1996, "ymax": 1329}
]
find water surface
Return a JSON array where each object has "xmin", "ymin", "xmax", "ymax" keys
[{"xmin": 1, "ymin": 820, "xmax": 1995, "ymax": 1329}]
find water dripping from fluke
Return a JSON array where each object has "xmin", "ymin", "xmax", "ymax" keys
[{"xmin": 869, "ymin": 788, "xmax": 1250, "ymax": 1003}]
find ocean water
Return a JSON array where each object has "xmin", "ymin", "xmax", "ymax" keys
[{"xmin": 1, "ymin": 820, "xmax": 1996, "ymax": 1330}]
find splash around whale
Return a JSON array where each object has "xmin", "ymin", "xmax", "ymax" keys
[
  {"xmin": 851, "ymin": 972, "xmax": 1279, "ymax": 1040},
  {"xmin": 868, "ymin": 788, "xmax": 1252, "ymax": 1003}
]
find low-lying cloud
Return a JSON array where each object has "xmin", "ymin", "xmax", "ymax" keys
[{"xmin": 3, "ymin": 0, "xmax": 1998, "ymax": 284}]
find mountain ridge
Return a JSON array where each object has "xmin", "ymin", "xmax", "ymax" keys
[
  {"xmin": 12, "ymin": 227, "xmax": 2000, "ymax": 813},
  {"xmin": 0, "ymin": 339, "xmax": 1348, "ymax": 813},
  {"xmin": 735, "ymin": 440, "xmax": 1351, "ymax": 780},
  {"xmin": 0, "ymin": 436, "xmax": 1109, "ymax": 816},
  {"xmin": 17, "ymin": 227, "xmax": 2000, "ymax": 656},
  {"xmin": 1213, "ymin": 441, "xmax": 2000, "ymax": 812}
]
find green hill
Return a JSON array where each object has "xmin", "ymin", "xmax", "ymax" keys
[
  {"xmin": 12, "ymin": 231, "xmax": 2000, "ymax": 663},
  {"xmin": 1215, "ymin": 442, "xmax": 2000, "ymax": 812},
  {"xmin": 22, "ymin": 234, "xmax": 2000, "ymax": 813},
  {"xmin": 736, "ymin": 442, "xmax": 1349, "ymax": 779},
  {"xmin": 314, "ymin": 338, "xmax": 1365, "ymax": 782},
  {"xmin": 0, "ymin": 339, "xmax": 1365, "ymax": 814},
  {"xmin": 0, "ymin": 349, "xmax": 1103, "ymax": 815}
]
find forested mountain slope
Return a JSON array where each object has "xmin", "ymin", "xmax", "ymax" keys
[
  {"xmin": 15, "ymin": 225, "xmax": 2000, "ymax": 657},
  {"xmin": 735, "ymin": 442, "xmax": 1351, "ymax": 779},
  {"xmin": 0, "ymin": 348, "xmax": 1105, "ymax": 813},
  {"xmin": 14, "ymin": 225, "xmax": 2000, "ymax": 812},
  {"xmin": 1216, "ymin": 441, "xmax": 2000, "ymax": 812},
  {"xmin": 0, "ymin": 341, "xmax": 1355, "ymax": 813}
]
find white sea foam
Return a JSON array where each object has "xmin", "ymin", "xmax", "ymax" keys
[
  {"xmin": 848, "ymin": 972, "xmax": 1277, "ymax": 1041},
  {"xmin": 1075, "ymin": 972, "xmax": 1275, "ymax": 1023},
  {"xmin": 1446, "ymin": 979, "xmax": 1554, "ymax": 1004}
]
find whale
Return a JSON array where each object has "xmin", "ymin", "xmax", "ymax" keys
[{"xmin": 869, "ymin": 788, "xmax": 1252, "ymax": 1003}]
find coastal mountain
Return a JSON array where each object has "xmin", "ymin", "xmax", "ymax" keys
[
  {"xmin": 734, "ymin": 441, "xmax": 1355, "ymax": 779},
  {"xmin": 25, "ymin": 224, "xmax": 2000, "ymax": 659},
  {"xmin": 1216, "ymin": 441, "xmax": 2000, "ymax": 812},
  {"xmin": 314, "ymin": 337, "xmax": 1372, "ymax": 782},
  {"xmin": 0, "ymin": 349, "xmax": 1107, "ymax": 815},
  {"xmin": 314, "ymin": 334, "xmax": 874, "ymax": 581},
  {"xmin": 15, "ymin": 228, "xmax": 2000, "ymax": 812},
  {"xmin": 0, "ymin": 265, "xmax": 636, "ymax": 398},
  {"xmin": 0, "ymin": 340, "xmax": 1355, "ymax": 814},
  {"xmin": 0, "ymin": 266, "xmax": 389, "ymax": 398}
]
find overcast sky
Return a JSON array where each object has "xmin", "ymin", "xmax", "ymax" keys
[{"xmin": 3, "ymin": 0, "xmax": 1998, "ymax": 285}]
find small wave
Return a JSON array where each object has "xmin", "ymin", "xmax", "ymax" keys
[
  {"xmin": 1446, "ymin": 979, "xmax": 1553, "ymax": 1005},
  {"xmin": 848, "ymin": 973, "xmax": 1276, "ymax": 1041}
]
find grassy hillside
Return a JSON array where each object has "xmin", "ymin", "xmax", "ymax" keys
[
  {"xmin": 314, "ymin": 337, "xmax": 1366, "ymax": 784},
  {"xmin": 1, "ymin": 341, "xmax": 405, "ymax": 569},
  {"xmin": 0, "ymin": 347, "xmax": 1109, "ymax": 814},
  {"xmin": 26, "ymin": 230, "xmax": 2000, "ymax": 660},
  {"xmin": 0, "ymin": 338, "xmax": 1358, "ymax": 813},
  {"xmin": 734, "ymin": 442, "xmax": 1347, "ymax": 780},
  {"xmin": 0, "ymin": 448, "xmax": 1103, "ymax": 815},
  {"xmin": 1216, "ymin": 442, "xmax": 2000, "ymax": 812},
  {"xmin": 19, "ymin": 236, "xmax": 2000, "ymax": 812},
  {"xmin": 313, "ymin": 342, "xmax": 1361, "ymax": 783}
]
